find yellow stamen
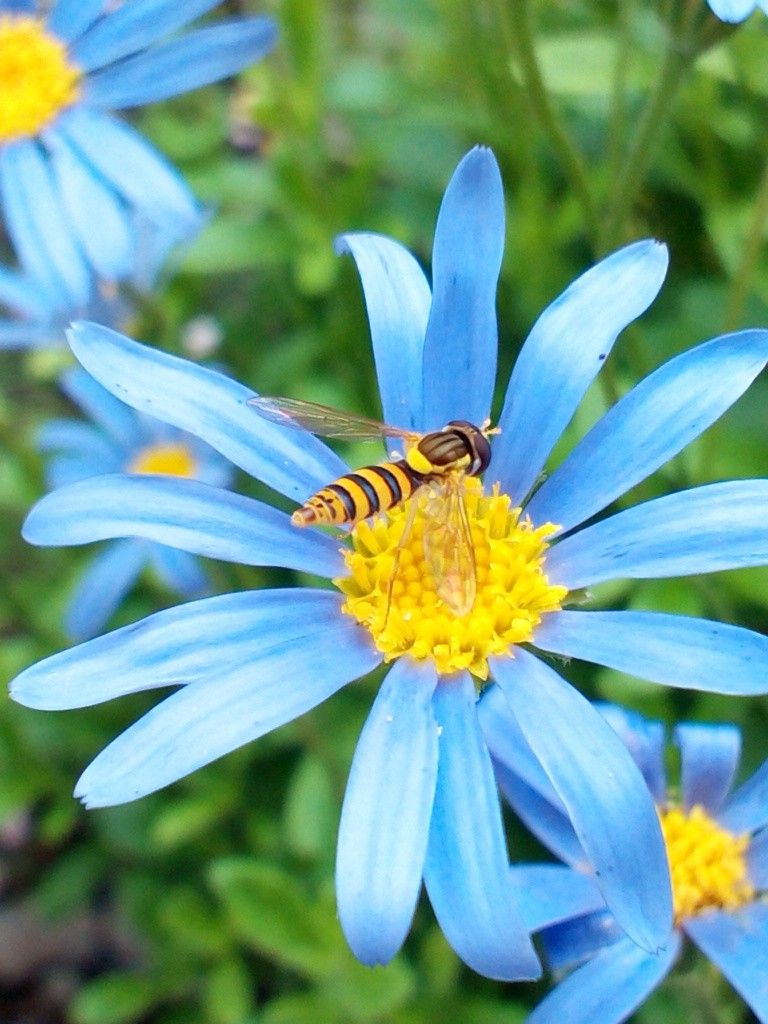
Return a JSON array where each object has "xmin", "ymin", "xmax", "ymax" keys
[
  {"xmin": 0, "ymin": 17, "xmax": 81, "ymax": 142},
  {"xmin": 335, "ymin": 478, "xmax": 567, "ymax": 679},
  {"xmin": 127, "ymin": 443, "xmax": 198, "ymax": 479},
  {"xmin": 659, "ymin": 804, "xmax": 754, "ymax": 923}
]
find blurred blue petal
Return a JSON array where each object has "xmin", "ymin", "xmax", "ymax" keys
[
  {"xmin": 60, "ymin": 366, "xmax": 140, "ymax": 448},
  {"xmin": 336, "ymin": 233, "xmax": 430, "ymax": 433},
  {"xmin": 529, "ymin": 933, "xmax": 681, "ymax": 1024},
  {"xmin": 38, "ymin": 419, "xmax": 121, "ymax": 465},
  {"xmin": 422, "ymin": 147, "xmax": 504, "ymax": 429},
  {"xmin": 46, "ymin": 454, "xmax": 108, "ymax": 490},
  {"xmin": 64, "ymin": 539, "xmax": 147, "ymax": 641},
  {"xmin": 535, "ymin": 610, "xmax": 768, "ymax": 695},
  {"xmin": 424, "ymin": 673, "xmax": 540, "ymax": 981},
  {"xmin": 686, "ymin": 904, "xmax": 768, "ymax": 1020},
  {"xmin": 491, "ymin": 650, "xmax": 673, "ymax": 952},
  {"xmin": 720, "ymin": 758, "xmax": 768, "ymax": 834},
  {"xmin": 47, "ymin": 0, "xmax": 106, "ymax": 42},
  {"xmin": 594, "ymin": 703, "xmax": 666, "ymax": 802},
  {"xmin": 547, "ymin": 481, "xmax": 768, "ymax": 589},
  {"xmin": 542, "ymin": 911, "xmax": 625, "ymax": 974},
  {"xmin": 0, "ymin": 323, "xmax": 57, "ymax": 348},
  {"xmin": 747, "ymin": 829, "xmax": 768, "ymax": 888},
  {"xmin": 512, "ymin": 864, "xmax": 604, "ymax": 933},
  {"xmin": 68, "ymin": 322, "xmax": 347, "ymax": 502},
  {"xmin": 23, "ymin": 475, "xmax": 345, "ymax": 578},
  {"xmin": 674, "ymin": 723, "xmax": 741, "ymax": 813},
  {"xmin": 527, "ymin": 330, "xmax": 768, "ymax": 534},
  {"xmin": 0, "ymin": 265, "xmax": 51, "ymax": 319},
  {"xmin": 86, "ymin": 19, "xmax": 277, "ymax": 108},
  {"xmin": 336, "ymin": 659, "xmax": 439, "ymax": 965},
  {"xmin": 495, "ymin": 241, "xmax": 668, "ymax": 505},
  {"xmin": 706, "ymin": 0, "xmax": 756, "ymax": 21},
  {"xmin": 148, "ymin": 544, "xmax": 210, "ymax": 597},
  {"xmin": 73, "ymin": 616, "xmax": 381, "ymax": 807},
  {"xmin": 12, "ymin": 589, "xmax": 347, "ymax": 710}
]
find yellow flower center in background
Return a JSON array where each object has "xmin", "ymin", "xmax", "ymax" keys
[
  {"xmin": 336, "ymin": 478, "xmax": 567, "ymax": 678},
  {"xmin": 660, "ymin": 804, "xmax": 754, "ymax": 923},
  {"xmin": 128, "ymin": 443, "xmax": 198, "ymax": 479},
  {"xmin": 0, "ymin": 16, "xmax": 81, "ymax": 142}
]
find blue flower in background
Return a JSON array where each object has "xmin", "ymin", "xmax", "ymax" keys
[
  {"xmin": 707, "ymin": 0, "xmax": 766, "ymax": 22},
  {"xmin": 11, "ymin": 147, "xmax": 768, "ymax": 977},
  {"xmin": 40, "ymin": 366, "xmax": 232, "ymax": 640},
  {"xmin": 490, "ymin": 703, "xmax": 768, "ymax": 1024},
  {"xmin": 0, "ymin": 0, "xmax": 276, "ymax": 307}
]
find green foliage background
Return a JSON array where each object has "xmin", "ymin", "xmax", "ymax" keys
[{"xmin": 2, "ymin": 0, "xmax": 768, "ymax": 1021}]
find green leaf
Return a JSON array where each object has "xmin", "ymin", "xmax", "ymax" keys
[{"xmin": 70, "ymin": 974, "xmax": 158, "ymax": 1024}]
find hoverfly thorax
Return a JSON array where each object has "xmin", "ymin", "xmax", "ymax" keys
[{"xmin": 407, "ymin": 420, "xmax": 492, "ymax": 478}]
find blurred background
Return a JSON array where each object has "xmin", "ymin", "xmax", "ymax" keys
[{"xmin": 2, "ymin": 0, "xmax": 768, "ymax": 1020}]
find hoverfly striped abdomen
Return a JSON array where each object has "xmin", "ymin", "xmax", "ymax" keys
[{"xmin": 291, "ymin": 460, "xmax": 427, "ymax": 527}]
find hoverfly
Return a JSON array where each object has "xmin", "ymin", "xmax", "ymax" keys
[{"xmin": 249, "ymin": 395, "xmax": 496, "ymax": 616}]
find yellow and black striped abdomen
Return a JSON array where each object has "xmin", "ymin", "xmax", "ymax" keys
[{"xmin": 292, "ymin": 461, "xmax": 426, "ymax": 527}]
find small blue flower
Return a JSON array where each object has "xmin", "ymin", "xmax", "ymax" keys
[
  {"xmin": 40, "ymin": 365, "xmax": 232, "ymax": 640},
  {"xmin": 10, "ymin": 147, "xmax": 768, "ymax": 977},
  {"xmin": 0, "ymin": 0, "xmax": 276, "ymax": 306},
  {"xmin": 491, "ymin": 703, "xmax": 768, "ymax": 1024},
  {"xmin": 707, "ymin": 0, "xmax": 766, "ymax": 22}
]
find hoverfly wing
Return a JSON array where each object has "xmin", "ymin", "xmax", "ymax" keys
[
  {"xmin": 422, "ymin": 475, "xmax": 477, "ymax": 616},
  {"xmin": 249, "ymin": 395, "xmax": 419, "ymax": 443}
]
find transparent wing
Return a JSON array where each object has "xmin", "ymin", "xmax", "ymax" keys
[
  {"xmin": 248, "ymin": 395, "xmax": 419, "ymax": 442},
  {"xmin": 422, "ymin": 475, "xmax": 477, "ymax": 616}
]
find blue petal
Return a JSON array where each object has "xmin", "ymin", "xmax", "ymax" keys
[
  {"xmin": 594, "ymin": 703, "xmax": 667, "ymax": 803},
  {"xmin": 423, "ymin": 673, "xmax": 540, "ymax": 981},
  {"xmin": 542, "ymin": 910, "xmax": 625, "ymax": 974},
  {"xmin": 38, "ymin": 419, "xmax": 121, "ymax": 465},
  {"xmin": 490, "ymin": 650, "xmax": 673, "ymax": 952},
  {"xmin": 547, "ymin": 481, "xmax": 768, "ymax": 590},
  {"xmin": 494, "ymin": 241, "xmax": 668, "ymax": 506},
  {"xmin": 60, "ymin": 366, "xmax": 140, "ymax": 449},
  {"xmin": 720, "ymin": 758, "xmax": 768, "ymax": 834},
  {"xmin": 0, "ymin": 265, "xmax": 51, "ymax": 319},
  {"xmin": 85, "ymin": 19, "xmax": 277, "ymax": 108},
  {"xmin": 147, "ymin": 544, "xmax": 210, "ymax": 597},
  {"xmin": 71, "ymin": 0, "xmax": 223, "ymax": 70},
  {"xmin": 528, "ymin": 933, "xmax": 681, "ymax": 1024},
  {"xmin": 67, "ymin": 322, "xmax": 347, "ymax": 502},
  {"xmin": 23, "ymin": 475, "xmax": 345, "ymax": 579},
  {"xmin": 1, "ymin": 0, "xmax": 35, "ymax": 10},
  {"xmin": 47, "ymin": 0, "xmax": 106, "ymax": 42},
  {"xmin": 73, "ymin": 615, "xmax": 381, "ymax": 807},
  {"xmin": 674, "ymin": 722, "xmax": 741, "ymax": 814},
  {"xmin": 0, "ymin": 322, "xmax": 60, "ymax": 349},
  {"xmin": 527, "ymin": 330, "xmax": 768, "ymax": 534},
  {"xmin": 64, "ymin": 539, "xmax": 147, "ymax": 641},
  {"xmin": 44, "ymin": 130, "xmax": 134, "ymax": 281},
  {"xmin": 421, "ymin": 148, "xmax": 504, "ymax": 430},
  {"xmin": 45, "ymin": 454, "xmax": 107, "ymax": 489},
  {"xmin": 0, "ymin": 141, "xmax": 90, "ymax": 308},
  {"xmin": 11, "ymin": 589, "xmax": 348, "ymax": 710},
  {"xmin": 336, "ymin": 233, "xmax": 431, "ymax": 433},
  {"xmin": 747, "ymin": 829, "xmax": 768, "ymax": 888},
  {"xmin": 534, "ymin": 610, "xmax": 768, "ymax": 695},
  {"xmin": 58, "ymin": 109, "xmax": 202, "ymax": 233},
  {"xmin": 685, "ymin": 904, "xmax": 768, "ymax": 1019},
  {"xmin": 336, "ymin": 659, "xmax": 439, "ymax": 965},
  {"xmin": 511, "ymin": 864, "xmax": 604, "ymax": 933},
  {"xmin": 706, "ymin": 0, "xmax": 756, "ymax": 20}
]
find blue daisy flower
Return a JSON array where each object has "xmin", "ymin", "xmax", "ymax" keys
[
  {"xmin": 707, "ymin": 0, "xmax": 766, "ymax": 21},
  {"xmin": 491, "ymin": 703, "xmax": 768, "ymax": 1024},
  {"xmin": 10, "ymin": 147, "xmax": 768, "ymax": 978},
  {"xmin": 0, "ymin": 0, "xmax": 276, "ymax": 306},
  {"xmin": 40, "ymin": 365, "xmax": 233, "ymax": 641}
]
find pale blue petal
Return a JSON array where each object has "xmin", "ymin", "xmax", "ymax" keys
[
  {"xmin": 527, "ymin": 330, "xmax": 768, "ymax": 534},
  {"xmin": 421, "ymin": 148, "xmax": 504, "ymax": 429},
  {"xmin": 335, "ymin": 233, "xmax": 430, "ymax": 433},
  {"xmin": 686, "ymin": 904, "xmax": 768, "ymax": 1019},
  {"xmin": 46, "ymin": 454, "xmax": 106, "ymax": 489},
  {"xmin": 336, "ymin": 659, "xmax": 439, "ymax": 965},
  {"xmin": 0, "ymin": 323, "xmax": 59, "ymax": 348},
  {"xmin": 23, "ymin": 475, "xmax": 345, "ymax": 578},
  {"xmin": 0, "ymin": 266, "xmax": 51, "ymax": 318},
  {"xmin": 747, "ymin": 829, "xmax": 768, "ymax": 888},
  {"xmin": 720, "ymin": 758, "xmax": 768, "ymax": 834},
  {"xmin": 542, "ymin": 910, "xmax": 625, "ymax": 973},
  {"xmin": 535, "ymin": 610, "xmax": 768, "ymax": 695},
  {"xmin": 511, "ymin": 865, "xmax": 604, "ymax": 933},
  {"xmin": 68, "ymin": 322, "xmax": 347, "ymax": 501},
  {"xmin": 674, "ymin": 723, "xmax": 741, "ymax": 813},
  {"xmin": 529, "ymin": 933, "xmax": 681, "ymax": 1024},
  {"xmin": 424, "ymin": 673, "xmax": 540, "ymax": 981},
  {"xmin": 86, "ymin": 19, "xmax": 277, "ymax": 108},
  {"xmin": 38, "ymin": 419, "xmax": 121, "ymax": 465},
  {"xmin": 491, "ymin": 650, "xmax": 673, "ymax": 952},
  {"xmin": 594, "ymin": 703, "xmax": 666, "ymax": 802},
  {"xmin": 148, "ymin": 544, "xmax": 210, "ymax": 597},
  {"xmin": 706, "ymin": 0, "xmax": 756, "ymax": 20},
  {"xmin": 64, "ymin": 539, "xmax": 147, "ymax": 641},
  {"xmin": 58, "ymin": 109, "xmax": 202, "ymax": 232},
  {"xmin": 11, "ymin": 589, "xmax": 347, "ymax": 710},
  {"xmin": 47, "ymin": 0, "xmax": 106, "ymax": 42},
  {"xmin": 494, "ymin": 241, "xmax": 668, "ymax": 505},
  {"xmin": 71, "ymin": 0, "xmax": 223, "ymax": 70},
  {"xmin": 2, "ymin": 1, "xmax": 35, "ymax": 11},
  {"xmin": 547, "ymin": 481, "xmax": 768, "ymax": 589},
  {"xmin": 60, "ymin": 366, "xmax": 140, "ymax": 448}
]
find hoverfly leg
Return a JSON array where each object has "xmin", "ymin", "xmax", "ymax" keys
[{"xmin": 381, "ymin": 488, "xmax": 422, "ymax": 632}]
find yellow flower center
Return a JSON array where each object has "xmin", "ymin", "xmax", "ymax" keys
[
  {"xmin": 127, "ymin": 443, "xmax": 198, "ymax": 478},
  {"xmin": 659, "ymin": 804, "xmax": 754, "ymax": 923},
  {"xmin": 0, "ymin": 16, "xmax": 81, "ymax": 142},
  {"xmin": 335, "ymin": 478, "xmax": 567, "ymax": 679}
]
